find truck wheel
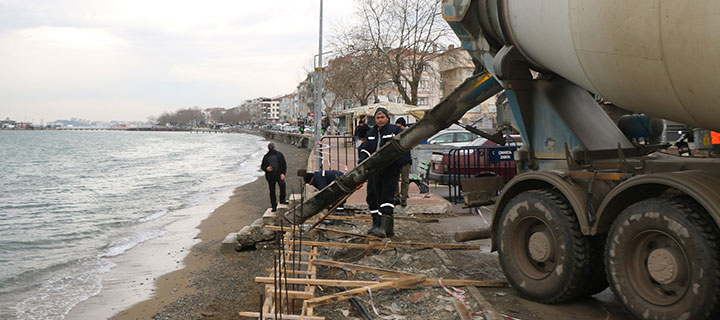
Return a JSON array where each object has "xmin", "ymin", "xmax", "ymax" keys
[
  {"xmin": 606, "ymin": 198, "xmax": 720, "ymax": 320},
  {"xmin": 497, "ymin": 189, "xmax": 591, "ymax": 303}
]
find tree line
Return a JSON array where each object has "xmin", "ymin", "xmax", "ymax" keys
[{"xmin": 152, "ymin": 107, "xmax": 252, "ymax": 127}]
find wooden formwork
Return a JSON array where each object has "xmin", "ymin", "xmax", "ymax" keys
[{"xmin": 239, "ymin": 212, "xmax": 508, "ymax": 320}]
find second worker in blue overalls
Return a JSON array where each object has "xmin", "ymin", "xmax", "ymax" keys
[{"xmin": 359, "ymin": 107, "xmax": 411, "ymax": 238}]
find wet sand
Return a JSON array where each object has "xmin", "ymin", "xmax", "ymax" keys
[{"xmin": 67, "ymin": 139, "xmax": 308, "ymax": 320}]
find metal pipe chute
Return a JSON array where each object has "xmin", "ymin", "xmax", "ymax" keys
[{"xmin": 283, "ymin": 72, "xmax": 503, "ymax": 224}]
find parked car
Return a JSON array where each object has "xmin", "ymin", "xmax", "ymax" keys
[
  {"xmin": 428, "ymin": 135, "xmax": 522, "ymax": 185},
  {"xmin": 426, "ymin": 129, "xmax": 479, "ymax": 147}
]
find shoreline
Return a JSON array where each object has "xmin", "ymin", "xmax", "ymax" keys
[
  {"xmin": 65, "ymin": 186, "xmax": 236, "ymax": 319},
  {"xmin": 75, "ymin": 139, "xmax": 309, "ymax": 319}
]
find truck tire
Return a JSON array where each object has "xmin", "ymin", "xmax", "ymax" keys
[
  {"xmin": 606, "ymin": 198, "xmax": 720, "ymax": 320},
  {"xmin": 497, "ymin": 189, "xmax": 592, "ymax": 303}
]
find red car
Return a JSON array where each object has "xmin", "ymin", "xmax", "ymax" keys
[{"xmin": 429, "ymin": 138, "xmax": 519, "ymax": 185}]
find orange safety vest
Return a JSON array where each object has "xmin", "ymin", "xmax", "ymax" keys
[{"xmin": 712, "ymin": 131, "xmax": 720, "ymax": 145}]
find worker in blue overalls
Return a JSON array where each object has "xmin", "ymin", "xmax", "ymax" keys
[
  {"xmin": 304, "ymin": 169, "xmax": 346, "ymax": 211},
  {"xmin": 304, "ymin": 169, "xmax": 344, "ymax": 190},
  {"xmin": 359, "ymin": 107, "xmax": 408, "ymax": 238}
]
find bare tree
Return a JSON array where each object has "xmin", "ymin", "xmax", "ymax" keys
[
  {"xmin": 326, "ymin": 25, "xmax": 389, "ymax": 107},
  {"xmin": 208, "ymin": 109, "xmax": 224, "ymax": 123},
  {"xmin": 155, "ymin": 108, "xmax": 205, "ymax": 127},
  {"xmin": 356, "ymin": 0, "xmax": 450, "ymax": 105}
]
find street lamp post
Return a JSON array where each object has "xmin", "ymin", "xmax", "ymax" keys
[{"xmin": 314, "ymin": 0, "xmax": 324, "ymax": 171}]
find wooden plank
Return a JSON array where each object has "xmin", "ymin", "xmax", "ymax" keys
[
  {"xmin": 369, "ymin": 241, "xmax": 483, "ymax": 250},
  {"xmin": 454, "ymin": 300, "xmax": 473, "ymax": 320},
  {"xmin": 300, "ymin": 240, "xmax": 481, "ymax": 250},
  {"xmin": 273, "ymin": 250, "xmax": 317, "ymax": 256},
  {"xmin": 466, "ymin": 286, "xmax": 504, "ymax": 320},
  {"xmin": 263, "ymin": 288, "xmax": 315, "ymax": 300},
  {"xmin": 322, "ymin": 215, "xmax": 371, "ymax": 221},
  {"xmin": 304, "ymin": 276, "xmax": 426, "ymax": 308},
  {"xmin": 312, "ymin": 259, "xmax": 415, "ymax": 277},
  {"xmin": 262, "ymin": 286, "xmax": 272, "ymax": 315},
  {"xmin": 256, "ymin": 277, "xmax": 379, "ymax": 287},
  {"xmin": 314, "ymin": 226, "xmax": 380, "ymax": 240},
  {"xmin": 238, "ymin": 311, "xmax": 325, "ymax": 320},
  {"xmin": 265, "ymin": 269, "xmax": 315, "ymax": 276},
  {"xmin": 381, "ymin": 278, "xmax": 509, "ymax": 288},
  {"xmin": 325, "ymin": 215, "xmax": 439, "ymax": 223},
  {"xmin": 278, "ymin": 260, "xmax": 309, "ymax": 265},
  {"xmin": 259, "ymin": 276, "xmax": 506, "ymax": 288},
  {"xmin": 298, "ymin": 241, "xmax": 393, "ymax": 250}
]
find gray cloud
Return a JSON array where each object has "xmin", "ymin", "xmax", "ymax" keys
[{"xmin": 0, "ymin": 0, "xmax": 354, "ymax": 122}]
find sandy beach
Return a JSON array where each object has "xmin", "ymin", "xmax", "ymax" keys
[{"xmin": 67, "ymin": 139, "xmax": 309, "ymax": 320}]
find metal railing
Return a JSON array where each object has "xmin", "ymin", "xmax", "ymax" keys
[
  {"xmin": 447, "ymin": 146, "xmax": 518, "ymax": 203},
  {"xmin": 318, "ymin": 135, "xmax": 358, "ymax": 172}
]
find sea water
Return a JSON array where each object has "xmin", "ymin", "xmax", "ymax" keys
[{"xmin": 0, "ymin": 130, "xmax": 267, "ymax": 319}]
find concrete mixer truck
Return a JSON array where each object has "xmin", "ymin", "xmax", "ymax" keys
[{"xmin": 283, "ymin": 1, "xmax": 720, "ymax": 319}]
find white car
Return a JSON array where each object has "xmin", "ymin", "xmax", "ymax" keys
[{"xmin": 426, "ymin": 130, "xmax": 479, "ymax": 147}]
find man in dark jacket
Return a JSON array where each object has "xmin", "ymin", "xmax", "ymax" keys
[
  {"xmin": 304, "ymin": 170, "xmax": 344, "ymax": 190},
  {"xmin": 304, "ymin": 169, "xmax": 346, "ymax": 211},
  {"xmin": 354, "ymin": 117, "xmax": 369, "ymax": 147},
  {"xmin": 359, "ymin": 107, "xmax": 407, "ymax": 237},
  {"xmin": 260, "ymin": 142, "xmax": 287, "ymax": 211},
  {"xmin": 393, "ymin": 117, "xmax": 412, "ymax": 207}
]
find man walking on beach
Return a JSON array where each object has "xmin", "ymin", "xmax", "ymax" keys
[{"xmin": 261, "ymin": 142, "xmax": 287, "ymax": 212}]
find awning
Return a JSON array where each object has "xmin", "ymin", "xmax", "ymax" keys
[{"xmin": 341, "ymin": 102, "xmax": 432, "ymax": 120}]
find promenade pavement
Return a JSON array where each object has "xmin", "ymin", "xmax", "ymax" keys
[{"xmin": 306, "ymin": 136, "xmax": 451, "ymax": 215}]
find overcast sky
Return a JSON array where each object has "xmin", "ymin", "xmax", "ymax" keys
[{"xmin": 0, "ymin": 0, "xmax": 355, "ymax": 122}]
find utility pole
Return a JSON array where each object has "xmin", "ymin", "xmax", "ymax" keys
[{"xmin": 314, "ymin": 0, "xmax": 324, "ymax": 171}]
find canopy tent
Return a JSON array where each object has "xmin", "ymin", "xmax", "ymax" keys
[{"xmin": 341, "ymin": 102, "xmax": 432, "ymax": 120}]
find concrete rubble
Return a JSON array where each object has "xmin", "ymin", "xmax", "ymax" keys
[{"xmin": 221, "ymin": 200, "xmax": 294, "ymax": 252}]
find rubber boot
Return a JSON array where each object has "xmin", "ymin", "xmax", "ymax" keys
[
  {"xmin": 383, "ymin": 215, "xmax": 394, "ymax": 238},
  {"xmin": 368, "ymin": 214, "xmax": 387, "ymax": 238},
  {"xmin": 367, "ymin": 213, "xmax": 382, "ymax": 235}
]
